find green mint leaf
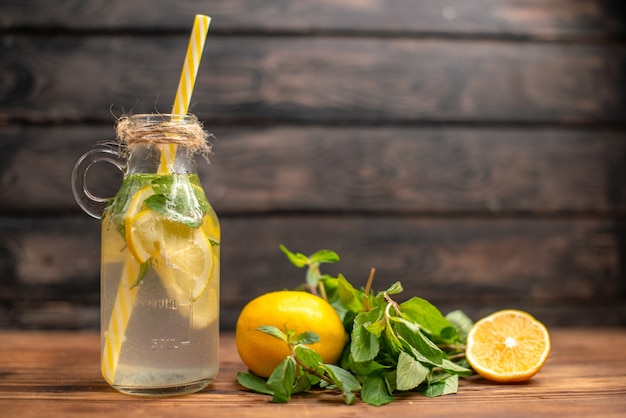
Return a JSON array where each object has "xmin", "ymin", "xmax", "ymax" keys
[
  {"xmin": 190, "ymin": 182, "xmax": 211, "ymax": 214},
  {"xmin": 305, "ymin": 372, "xmax": 322, "ymax": 387},
  {"xmin": 322, "ymin": 279, "xmax": 352, "ymax": 326},
  {"xmin": 144, "ymin": 194, "xmax": 203, "ymax": 228},
  {"xmin": 383, "ymin": 369, "xmax": 397, "ymax": 393},
  {"xmin": 440, "ymin": 358, "xmax": 473, "ymax": 375},
  {"xmin": 292, "ymin": 374, "xmax": 313, "ymax": 394},
  {"xmin": 149, "ymin": 175, "xmax": 173, "ymax": 193},
  {"xmin": 144, "ymin": 193, "xmax": 167, "ymax": 212},
  {"xmin": 306, "ymin": 265, "xmax": 321, "ymax": 289},
  {"xmin": 309, "ymin": 249, "xmax": 340, "ymax": 264},
  {"xmin": 319, "ymin": 275, "xmax": 339, "ymax": 294},
  {"xmin": 420, "ymin": 374, "xmax": 459, "ymax": 397},
  {"xmin": 351, "ymin": 309, "xmax": 383, "ymax": 362},
  {"xmin": 396, "ymin": 351, "xmax": 429, "ymax": 391},
  {"xmin": 445, "ymin": 310, "xmax": 474, "ymax": 343},
  {"xmin": 291, "ymin": 331, "xmax": 320, "ymax": 346},
  {"xmin": 319, "ymin": 364, "xmax": 361, "ymax": 405},
  {"xmin": 364, "ymin": 318, "xmax": 386, "ymax": 338},
  {"xmin": 384, "ymin": 281, "xmax": 403, "ymax": 295},
  {"xmin": 360, "ymin": 373, "xmax": 394, "ymax": 406},
  {"xmin": 348, "ymin": 355, "xmax": 389, "ymax": 376},
  {"xmin": 325, "ymin": 293, "xmax": 351, "ymax": 326},
  {"xmin": 267, "ymin": 356, "xmax": 297, "ymax": 403},
  {"xmin": 392, "ymin": 317, "xmax": 444, "ymax": 366},
  {"xmin": 337, "ymin": 274, "xmax": 365, "ymax": 313},
  {"xmin": 131, "ymin": 259, "xmax": 150, "ymax": 288},
  {"xmin": 439, "ymin": 326, "xmax": 460, "ymax": 343},
  {"xmin": 403, "ymin": 344, "xmax": 434, "ymax": 366},
  {"xmin": 257, "ymin": 325, "xmax": 288, "ymax": 343},
  {"xmin": 350, "ymin": 329, "xmax": 379, "ymax": 362},
  {"xmin": 294, "ymin": 345, "xmax": 323, "ymax": 370},
  {"xmin": 382, "ymin": 317, "xmax": 403, "ymax": 359},
  {"xmin": 115, "ymin": 218, "xmax": 127, "ymax": 240},
  {"xmin": 107, "ymin": 173, "xmax": 157, "ymax": 222},
  {"xmin": 399, "ymin": 297, "xmax": 459, "ymax": 344},
  {"xmin": 237, "ymin": 372, "xmax": 274, "ymax": 396},
  {"xmin": 279, "ymin": 244, "xmax": 310, "ymax": 268},
  {"xmin": 321, "ymin": 364, "xmax": 361, "ymax": 391}
]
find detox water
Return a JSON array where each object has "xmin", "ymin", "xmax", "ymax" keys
[
  {"xmin": 72, "ymin": 114, "xmax": 220, "ymax": 396},
  {"xmin": 100, "ymin": 172, "xmax": 220, "ymax": 396},
  {"xmin": 100, "ymin": 251, "xmax": 219, "ymax": 393}
]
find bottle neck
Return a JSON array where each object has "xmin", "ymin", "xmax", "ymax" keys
[
  {"xmin": 116, "ymin": 113, "xmax": 208, "ymax": 176},
  {"xmin": 126, "ymin": 144, "xmax": 198, "ymax": 175}
]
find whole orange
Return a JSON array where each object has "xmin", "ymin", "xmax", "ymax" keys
[{"xmin": 235, "ymin": 290, "xmax": 348, "ymax": 378}]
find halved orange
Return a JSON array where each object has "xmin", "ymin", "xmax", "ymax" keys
[{"xmin": 466, "ymin": 309, "xmax": 551, "ymax": 382}]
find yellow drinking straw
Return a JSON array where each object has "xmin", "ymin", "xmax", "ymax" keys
[
  {"xmin": 173, "ymin": 15, "xmax": 211, "ymax": 116},
  {"xmin": 102, "ymin": 14, "xmax": 212, "ymax": 384},
  {"xmin": 159, "ymin": 14, "xmax": 212, "ymax": 174},
  {"xmin": 101, "ymin": 257, "xmax": 140, "ymax": 384}
]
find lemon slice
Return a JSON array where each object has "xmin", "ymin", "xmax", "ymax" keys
[
  {"xmin": 101, "ymin": 212, "xmax": 127, "ymax": 264},
  {"xmin": 125, "ymin": 186, "xmax": 155, "ymax": 221},
  {"xmin": 153, "ymin": 257, "xmax": 219, "ymax": 329},
  {"xmin": 157, "ymin": 220, "xmax": 214, "ymax": 301},
  {"xmin": 190, "ymin": 285, "xmax": 219, "ymax": 329},
  {"xmin": 126, "ymin": 209, "xmax": 163, "ymax": 263},
  {"xmin": 126, "ymin": 209, "xmax": 214, "ymax": 301},
  {"xmin": 202, "ymin": 212, "xmax": 220, "ymax": 244}
]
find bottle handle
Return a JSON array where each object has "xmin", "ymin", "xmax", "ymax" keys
[{"xmin": 71, "ymin": 148, "xmax": 126, "ymax": 219}]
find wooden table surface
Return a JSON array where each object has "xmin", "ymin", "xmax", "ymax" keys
[{"xmin": 1, "ymin": 330, "xmax": 625, "ymax": 417}]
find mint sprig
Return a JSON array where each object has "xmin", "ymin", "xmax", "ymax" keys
[
  {"xmin": 144, "ymin": 175, "xmax": 208, "ymax": 228},
  {"xmin": 279, "ymin": 244, "xmax": 339, "ymax": 295},
  {"xmin": 105, "ymin": 173, "xmax": 210, "ymax": 232},
  {"xmin": 237, "ymin": 326, "xmax": 361, "ymax": 404},
  {"xmin": 237, "ymin": 246, "xmax": 474, "ymax": 406}
]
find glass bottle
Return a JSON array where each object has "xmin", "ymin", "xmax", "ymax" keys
[{"xmin": 72, "ymin": 114, "xmax": 220, "ymax": 396}]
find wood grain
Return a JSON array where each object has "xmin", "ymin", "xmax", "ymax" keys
[
  {"xmin": 1, "ymin": 0, "xmax": 624, "ymax": 38},
  {"xmin": 1, "ymin": 216, "xmax": 624, "ymax": 329},
  {"xmin": 2, "ymin": 125, "xmax": 625, "ymax": 214},
  {"xmin": 0, "ymin": 330, "xmax": 625, "ymax": 417},
  {"xmin": 1, "ymin": 37, "xmax": 624, "ymax": 124},
  {"xmin": 1, "ymin": 0, "xmax": 625, "ymax": 331}
]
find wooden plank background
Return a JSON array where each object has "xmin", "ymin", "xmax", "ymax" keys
[{"xmin": 0, "ymin": 0, "xmax": 625, "ymax": 330}]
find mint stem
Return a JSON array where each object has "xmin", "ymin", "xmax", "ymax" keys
[
  {"xmin": 384, "ymin": 293, "xmax": 401, "ymax": 316},
  {"xmin": 318, "ymin": 281, "xmax": 328, "ymax": 301},
  {"xmin": 446, "ymin": 352, "xmax": 466, "ymax": 360},
  {"xmin": 291, "ymin": 350, "xmax": 335, "ymax": 386},
  {"xmin": 363, "ymin": 267, "xmax": 376, "ymax": 311},
  {"xmin": 438, "ymin": 344, "xmax": 467, "ymax": 353}
]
